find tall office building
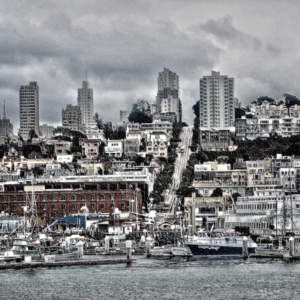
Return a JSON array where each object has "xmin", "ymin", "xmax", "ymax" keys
[
  {"xmin": 199, "ymin": 71, "xmax": 235, "ymax": 130},
  {"xmin": 62, "ymin": 104, "xmax": 83, "ymax": 131},
  {"xmin": 77, "ymin": 81, "xmax": 94, "ymax": 129},
  {"xmin": 0, "ymin": 100, "xmax": 14, "ymax": 137},
  {"xmin": 156, "ymin": 68, "xmax": 182, "ymax": 122},
  {"xmin": 19, "ymin": 82, "xmax": 39, "ymax": 138}
]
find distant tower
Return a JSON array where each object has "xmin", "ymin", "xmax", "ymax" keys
[
  {"xmin": 3, "ymin": 99, "xmax": 6, "ymax": 119},
  {"xmin": 0, "ymin": 99, "xmax": 14, "ymax": 137},
  {"xmin": 156, "ymin": 68, "xmax": 182, "ymax": 122},
  {"xmin": 19, "ymin": 82, "xmax": 39, "ymax": 138},
  {"xmin": 77, "ymin": 80, "xmax": 94, "ymax": 129}
]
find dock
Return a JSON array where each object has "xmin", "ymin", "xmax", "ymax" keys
[{"xmin": 0, "ymin": 258, "xmax": 136, "ymax": 271}]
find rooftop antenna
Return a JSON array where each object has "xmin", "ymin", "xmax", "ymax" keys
[{"xmin": 3, "ymin": 100, "xmax": 6, "ymax": 119}]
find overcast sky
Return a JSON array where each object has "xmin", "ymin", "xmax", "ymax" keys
[{"xmin": 1, "ymin": 0, "xmax": 300, "ymax": 132}]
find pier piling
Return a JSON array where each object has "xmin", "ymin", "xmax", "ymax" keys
[
  {"xmin": 289, "ymin": 237, "xmax": 295, "ymax": 257},
  {"xmin": 243, "ymin": 237, "xmax": 248, "ymax": 258}
]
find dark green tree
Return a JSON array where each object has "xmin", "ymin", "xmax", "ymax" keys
[
  {"xmin": 27, "ymin": 129, "xmax": 38, "ymax": 142},
  {"xmin": 23, "ymin": 144, "xmax": 42, "ymax": 158},
  {"xmin": 192, "ymin": 101, "xmax": 199, "ymax": 118},
  {"xmin": 128, "ymin": 100, "xmax": 152, "ymax": 124},
  {"xmin": 284, "ymin": 93, "xmax": 300, "ymax": 108},
  {"xmin": 251, "ymin": 96, "xmax": 276, "ymax": 106},
  {"xmin": 211, "ymin": 188, "xmax": 223, "ymax": 197},
  {"xmin": 94, "ymin": 113, "xmax": 104, "ymax": 129},
  {"xmin": 235, "ymin": 108, "xmax": 246, "ymax": 118}
]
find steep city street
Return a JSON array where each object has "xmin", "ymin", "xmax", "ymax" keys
[{"xmin": 166, "ymin": 126, "xmax": 193, "ymax": 213}]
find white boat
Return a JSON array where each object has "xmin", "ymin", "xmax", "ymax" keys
[
  {"xmin": 149, "ymin": 245, "xmax": 193, "ymax": 258},
  {"xmin": 185, "ymin": 231, "xmax": 257, "ymax": 256}
]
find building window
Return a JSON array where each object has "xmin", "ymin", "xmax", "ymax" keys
[
  {"xmin": 72, "ymin": 204, "xmax": 76, "ymax": 210},
  {"xmin": 121, "ymin": 203, "xmax": 125, "ymax": 210},
  {"xmin": 121, "ymin": 194, "xmax": 125, "ymax": 200},
  {"xmin": 111, "ymin": 204, "xmax": 114, "ymax": 210},
  {"xmin": 81, "ymin": 195, "xmax": 85, "ymax": 200},
  {"xmin": 53, "ymin": 196, "xmax": 56, "ymax": 201},
  {"xmin": 111, "ymin": 195, "xmax": 114, "ymax": 200},
  {"xmin": 43, "ymin": 205, "xmax": 46, "ymax": 210},
  {"xmin": 91, "ymin": 195, "xmax": 95, "ymax": 200},
  {"xmin": 62, "ymin": 195, "xmax": 66, "ymax": 200},
  {"xmin": 71, "ymin": 195, "xmax": 76, "ymax": 200},
  {"xmin": 42, "ymin": 196, "xmax": 46, "ymax": 201},
  {"xmin": 62, "ymin": 204, "xmax": 66, "ymax": 210},
  {"xmin": 3, "ymin": 197, "xmax": 7, "ymax": 202},
  {"xmin": 23, "ymin": 196, "xmax": 26, "ymax": 201},
  {"xmin": 52, "ymin": 213, "xmax": 56, "ymax": 218},
  {"xmin": 91, "ymin": 204, "xmax": 95, "ymax": 210},
  {"xmin": 13, "ymin": 205, "xmax": 17, "ymax": 211},
  {"xmin": 3, "ymin": 205, "xmax": 7, "ymax": 211},
  {"xmin": 52, "ymin": 205, "xmax": 56, "ymax": 210},
  {"xmin": 101, "ymin": 203, "xmax": 105, "ymax": 209},
  {"xmin": 101, "ymin": 195, "xmax": 104, "ymax": 200},
  {"xmin": 13, "ymin": 196, "xmax": 16, "ymax": 201}
]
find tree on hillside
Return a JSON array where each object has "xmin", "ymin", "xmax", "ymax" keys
[
  {"xmin": 28, "ymin": 129, "xmax": 38, "ymax": 142},
  {"xmin": 192, "ymin": 101, "xmax": 199, "ymax": 118},
  {"xmin": 231, "ymin": 192, "xmax": 241, "ymax": 203},
  {"xmin": 128, "ymin": 100, "xmax": 152, "ymax": 124},
  {"xmin": 251, "ymin": 96, "xmax": 276, "ymax": 106},
  {"xmin": 94, "ymin": 113, "xmax": 104, "ymax": 130},
  {"xmin": 211, "ymin": 188, "xmax": 223, "ymax": 197},
  {"xmin": 103, "ymin": 122, "xmax": 113, "ymax": 139},
  {"xmin": 23, "ymin": 144, "xmax": 42, "ymax": 158},
  {"xmin": 283, "ymin": 93, "xmax": 300, "ymax": 108},
  {"xmin": 217, "ymin": 156, "xmax": 229, "ymax": 164},
  {"xmin": 52, "ymin": 127, "xmax": 71, "ymax": 137},
  {"xmin": 235, "ymin": 108, "xmax": 246, "ymax": 119}
]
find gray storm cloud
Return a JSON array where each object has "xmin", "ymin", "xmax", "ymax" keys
[{"xmin": 0, "ymin": 0, "xmax": 299, "ymax": 132}]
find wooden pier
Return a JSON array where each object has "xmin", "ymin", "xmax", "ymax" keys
[{"xmin": 0, "ymin": 258, "xmax": 136, "ymax": 271}]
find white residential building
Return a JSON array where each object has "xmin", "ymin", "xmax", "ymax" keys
[
  {"xmin": 56, "ymin": 155, "xmax": 73, "ymax": 163},
  {"xmin": 19, "ymin": 82, "xmax": 39, "ymax": 139},
  {"xmin": 105, "ymin": 140, "xmax": 124, "ymax": 157},
  {"xmin": 199, "ymin": 71, "xmax": 235, "ymax": 131},
  {"xmin": 77, "ymin": 81, "xmax": 94, "ymax": 129}
]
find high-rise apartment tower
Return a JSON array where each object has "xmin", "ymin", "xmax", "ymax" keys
[
  {"xmin": 19, "ymin": 82, "xmax": 39, "ymax": 138},
  {"xmin": 156, "ymin": 68, "xmax": 182, "ymax": 122},
  {"xmin": 77, "ymin": 81, "xmax": 94, "ymax": 129},
  {"xmin": 199, "ymin": 71, "xmax": 235, "ymax": 130}
]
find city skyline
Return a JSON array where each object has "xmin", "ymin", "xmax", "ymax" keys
[{"xmin": 0, "ymin": 1, "xmax": 300, "ymax": 131}]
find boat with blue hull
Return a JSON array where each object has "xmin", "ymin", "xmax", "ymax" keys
[{"xmin": 185, "ymin": 231, "xmax": 257, "ymax": 256}]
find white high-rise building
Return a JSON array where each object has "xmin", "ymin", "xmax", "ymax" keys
[
  {"xmin": 19, "ymin": 82, "xmax": 39, "ymax": 138},
  {"xmin": 77, "ymin": 81, "xmax": 94, "ymax": 129},
  {"xmin": 199, "ymin": 71, "xmax": 235, "ymax": 130}
]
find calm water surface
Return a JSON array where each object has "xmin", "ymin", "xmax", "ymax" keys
[{"xmin": 0, "ymin": 256, "xmax": 300, "ymax": 300}]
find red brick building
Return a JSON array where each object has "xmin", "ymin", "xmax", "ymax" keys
[{"xmin": 0, "ymin": 180, "xmax": 147, "ymax": 224}]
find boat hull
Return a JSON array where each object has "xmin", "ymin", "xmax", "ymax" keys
[{"xmin": 186, "ymin": 244, "xmax": 256, "ymax": 256}]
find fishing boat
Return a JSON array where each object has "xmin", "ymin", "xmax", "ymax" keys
[
  {"xmin": 149, "ymin": 245, "xmax": 193, "ymax": 258},
  {"xmin": 185, "ymin": 231, "xmax": 257, "ymax": 256}
]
